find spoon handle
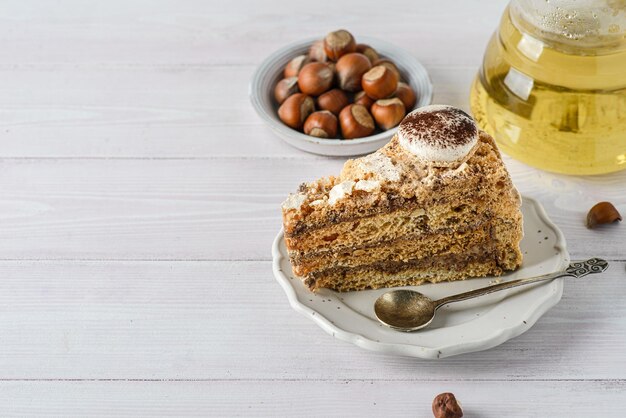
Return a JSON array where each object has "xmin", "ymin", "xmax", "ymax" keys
[{"xmin": 434, "ymin": 258, "xmax": 608, "ymax": 308}]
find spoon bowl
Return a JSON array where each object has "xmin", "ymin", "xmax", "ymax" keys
[{"xmin": 374, "ymin": 289, "xmax": 437, "ymax": 331}]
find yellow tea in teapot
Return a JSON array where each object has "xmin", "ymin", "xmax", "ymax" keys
[{"xmin": 471, "ymin": 1, "xmax": 626, "ymax": 174}]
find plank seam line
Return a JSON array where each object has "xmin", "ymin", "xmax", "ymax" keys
[{"xmin": 0, "ymin": 378, "xmax": 622, "ymax": 383}]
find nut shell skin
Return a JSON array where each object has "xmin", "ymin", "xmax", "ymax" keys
[
  {"xmin": 371, "ymin": 98, "xmax": 406, "ymax": 130},
  {"xmin": 278, "ymin": 93, "xmax": 315, "ymax": 130},
  {"xmin": 336, "ymin": 53, "xmax": 372, "ymax": 92},
  {"xmin": 362, "ymin": 65, "xmax": 398, "ymax": 100},
  {"xmin": 394, "ymin": 81, "xmax": 417, "ymax": 110},
  {"xmin": 317, "ymin": 89, "xmax": 349, "ymax": 116},
  {"xmin": 373, "ymin": 58, "xmax": 401, "ymax": 79},
  {"xmin": 354, "ymin": 91, "xmax": 374, "ymax": 110},
  {"xmin": 304, "ymin": 110, "xmax": 338, "ymax": 138},
  {"xmin": 432, "ymin": 393, "xmax": 463, "ymax": 418},
  {"xmin": 339, "ymin": 104, "xmax": 375, "ymax": 139},
  {"xmin": 586, "ymin": 201, "xmax": 622, "ymax": 229},
  {"xmin": 274, "ymin": 77, "xmax": 299, "ymax": 104},
  {"xmin": 323, "ymin": 29, "xmax": 356, "ymax": 61},
  {"xmin": 355, "ymin": 43, "xmax": 379, "ymax": 64},
  {"xmin": 308, "ymin": 39, "xmax": 328, "ymax": 63},
  {"xmin": 284, "ymin": 55, "xmax": 309, "ymax": 78},
  {"xmin": 297, "ymin": 62, "xmax": 334, "ymax": 96}
]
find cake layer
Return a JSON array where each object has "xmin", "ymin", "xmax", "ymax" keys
[
  {"xmin": 304, "ymin": 252, "xmax": 503, "ymax": 292},
  {"xmin": 291, "ymin": 221, "xmax": 493, "ymax": 276},
  {"xmin": 287, "ymin": 198, "xmax": 521, "ymax": 273},
  {"xmin": 285, "ymin": 195, "xmax": 495, "ymax": 254},
  {"xmin": 285, "ymin": 179, "xmax": 487, "ymax": 238}
]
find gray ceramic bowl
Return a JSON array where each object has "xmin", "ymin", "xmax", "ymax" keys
[{"xmin": 250, "ymin": 36, "xmax": 433, "ymax": 156}]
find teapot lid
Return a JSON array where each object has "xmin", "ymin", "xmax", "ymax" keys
[{"xmin": 510, "ymin": 0, "xmax": 626, "ymax": 53}]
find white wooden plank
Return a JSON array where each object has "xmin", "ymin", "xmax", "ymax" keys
[
  {"xmin": 0, "ymin": 379, "xmax": 623, "ymax": 417},
  {"xmin": 0, "ymin": 0, "xmax": 506, "ymax": 67},
  {"xmin": 0, "ymin": 64, "xmax": 473, "ymax": 158},
  {"xmin": 1, "ymin": 0, "xmax": 622, "ymax": 413},
  {"xmin": 0, "ymin": 260, "xmax": 623, "ymax": 380},
  {"xmin": 0, "ymin": 158, "xmax": 622, "ymax": 260}
]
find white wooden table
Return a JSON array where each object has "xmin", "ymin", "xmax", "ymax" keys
[{"xmin": 0, "ymin": 0, "xmax": 624, "ymax": 416}]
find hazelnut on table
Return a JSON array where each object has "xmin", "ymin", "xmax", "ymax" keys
[
  {"xmin": 432, "ymin": 392, "xmax": 463, "ymax": 418},
  {"xmin": 586, "ymin": 201, "xmax": 622, "ymax": 229}
]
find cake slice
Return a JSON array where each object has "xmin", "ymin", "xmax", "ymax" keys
[{"xmin": 281, "ymin": 105, "xmax": 523, "ymax": 292}]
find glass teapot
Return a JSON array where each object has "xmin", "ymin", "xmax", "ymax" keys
[{"xmin": 470, "ymin": 0, "xmax": 626, "ymax": 175}]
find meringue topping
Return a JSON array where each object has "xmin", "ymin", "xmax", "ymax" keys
[{"xmin": 398, "ymin": 105, "xmax": 478, "ymax": 165}]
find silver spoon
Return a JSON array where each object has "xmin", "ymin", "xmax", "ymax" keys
[{"xmin": 374, "ymin": 258, "xmax": 608, "ymax": 332}]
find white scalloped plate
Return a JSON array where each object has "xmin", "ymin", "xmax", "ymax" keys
[
  {"xmin": 250, "ymin": 36, "xmax": 432, "ymax": 156},
  {"xmin": 272, "ymin": 196, "xmax": 570, "ymax": 359}
]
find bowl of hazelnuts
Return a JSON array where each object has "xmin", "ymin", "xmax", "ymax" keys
[{"xmin": 250, "ymin": 29, "xmax": 433, "ymax": 156}]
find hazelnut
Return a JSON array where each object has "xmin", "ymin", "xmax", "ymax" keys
[
  {"xmin": 304, "ymin": 110, "xmax": 338, "ymax": 138},
  {"xmin": 394, "ymin": 81, "xmax": 417, "ymax": 110},
  {"xmin": 586, "ymin": 201, "xmax": 622, "ymax": 229},
  {"xmin": 432, "ymin": 393, "xmax": 463, "ymax": 418},
  {"xmin": 323, "ymin": 29, "xmax": 356, "ymax": 61},
  {"xmin": 297, "ymin": 62, "xmax": 334, "ymax": 96},
  {"xmin": 274, "ymin": 77, "xmax": 299, "ymax": 104},
  {"xmin": 308, "ymin": 39, "xmax": 327, "ymax": 63},
  {"xmin": 354, "ymin": 91, "xmax": 374, "ymax": 110},
  {"xmin": 355, "ymin": 43, "xmax": 379, "ymax": 64},
  {"xmin": 317, "ymin": 89, "xmax": 349, "ymax": 116},
  {"xmin": 362, "ymin": 65, "xmax": 398, "ymax": 99},
  {"xmin": 339, "ymin": 104, "xmax": 375, "ymax": 139},
  {"xmin": 373, "ymin": 58, "xmax": 401, "ymax": 79},
  {"xmin": 284, "ymin": 55, "xmax": 309, "ymax": 78},
  {"xmin": 371, "ymin": 98, "xmax": 406, "ymax": 130},
  {"xmin": 335, "ymin": 53, "xmax": 372, "ymax": 92},
  {"xmin": 278, "ymin": 93, "xmax": 315, "ymax": 130}
]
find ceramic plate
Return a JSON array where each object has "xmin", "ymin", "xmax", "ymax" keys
[
  {"xmin": 272, "ymin": 196, "xmax": 570, "ymax": 359},
  {"xmin": 250, "ymin": 36, "xmax": 432, "ymax": 156}
]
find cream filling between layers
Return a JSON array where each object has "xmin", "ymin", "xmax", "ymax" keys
[{"xmin": 304, "ymin": 253, "xmax": 502, "ymax": 292}]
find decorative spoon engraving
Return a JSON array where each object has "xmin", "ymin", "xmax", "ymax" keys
[{"xmin": 374, "ymin": 258, "xmax": 609, "ymax": 332}]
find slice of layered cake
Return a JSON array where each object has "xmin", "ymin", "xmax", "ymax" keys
[{"xmin": 281, "ymin": 105, "xmax": 523, "ymax": 292}]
